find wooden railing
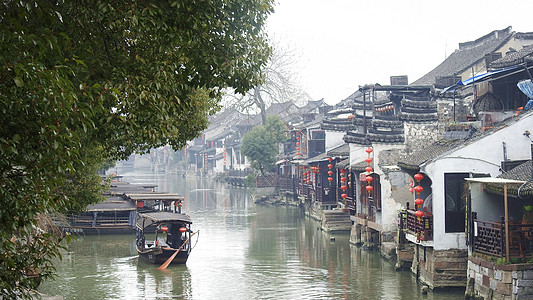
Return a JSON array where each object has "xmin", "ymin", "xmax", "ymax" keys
[
  {"xmin": 256, "ymin": 175, "xmax": 276, "ymax": 188},
  {"xmin": 472, "ymin": 217, "xmax": 533, "ymax": 258},
  {"xmin": 278, "ymin": 176, "xmax": 296, "ymax": 192},
  {"xmin": 398, "ymin": 208, "xmax": 433, "ymax": 241}
]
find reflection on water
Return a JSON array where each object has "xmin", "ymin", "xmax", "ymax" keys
[{"xmin": 40, "ymin": 172, "xmax": 463, "ymax": 299}]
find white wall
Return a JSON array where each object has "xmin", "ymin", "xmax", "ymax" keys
[
  {"xmin": 421, "ymin": 112, "xmax": 533, "ymax": 250},
  {"xmin": 325, "ymin": 130, "xmax": 345, "ymax": 152}
]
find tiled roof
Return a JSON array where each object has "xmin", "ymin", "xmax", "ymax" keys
[
  {"xmin": 412, "ymin": 27, "xmax": 514, "ymax": 85},
  {"xmin": 485, "ymin": 160, "xmax": 533, "ymax": 197},
  {"xmin": 490, "ymin": 44, "xmax": 533, "ymax": 69},
  {"xmin": 397, "ymin": 139, "xmax": 464, "ymax": 170},
  {"xmin": 327, "ymin": 143, "xmax": 350, "ymax": 157}
]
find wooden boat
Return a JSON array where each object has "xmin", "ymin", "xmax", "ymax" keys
[{"xmin": 136, "ymin": 211, "xmax": 194, "ymax": 265}]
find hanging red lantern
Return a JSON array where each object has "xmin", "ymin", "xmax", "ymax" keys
[
  {"xmin": 414, "ymin": 185, "xmax": 423, "ymax": 194},
  {"xmin": 161, "ymin": 226, "xmax": 169, "ymax": 232},
  {"xmin": 328, "ymin": 157, "xmax": 333, "ymax": 162},
  {"xmin": 341, "ymin": 193, "xmax": 347, "ymax": 198},
  {"xmin": 328, "ymin": 164, "xmax": 333, "ymax": 169},
  {"xmin": 328, "ymin": 177, "xmax": 333, "ymax": 182},
  {"xmin": 296, "ymin": 142, "xmax": 300, "ymax": 146},
  {"xmin": 296, "ymin": 147, "xmax": 300, "ymax": 151},
  {"xmin": 365, "ymin": 157, "xmax": 373, "ymax": 164},
  {"xmin": 296, "ymin": 152, "xmax": 301, "ymax": 156},
  {"xmin": 366, "ymin": 185, "xmax": 373, "ymax": 192},
  {"xmin": 365, "ymin": 176, "xmax": 373, "ymax": 183},
  {"xmin": 365, "ymin": 166, "xmax": 373, "ymax": 173},
  {"xmin": 340, "ymin": 177, "xmax": 347, "ymax": 182},
  {"xmin": 415, "ymin": 210, "xmax": 424, "ymax": 218},
  {"xmin": 340, "ymin": 169, "xmax": 346, "ymax": 174},
  {"xmin": 409, "ymin": 181, "xmax": 414, "ymax": 187},
  {"xmin": 179, "ymin": 227, "xmax": 188, "ymax": 233},
  {"xmin": 327, "ymin": 170, "xmax": 333, "ymax": 176},
  {"xmin": 414, "ymin": 198, "xmax": 424, "ymax": 206},
  {"xmin": 296, "ymin": 136, "xmax": 300, "ymax": 141},
  {"xmin": 365, "ymin": 147, "xmax": 373, "ymax": 154},
  {"xmin": 414, "ymin": 173, "xmax": 424, "ymax": 182},
  {"xmin": 409, "ymin": 187, "xmax": 413, "ymax": 194},
  {"xmin": 341, "ymin": 185, "xmax": 347, "ymax": 191}
]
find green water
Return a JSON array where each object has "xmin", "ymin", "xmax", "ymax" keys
[{"xmin": 39, "ymin": 171, "xmax": 464, "ymax": 299}]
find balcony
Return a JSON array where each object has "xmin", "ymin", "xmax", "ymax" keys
[
  {"xmin": 471, "ymin": 216, "xmax": 533, "ymax": 259},
  {"xmin": 398, "ymin": 205, "xmax": 433, "ymax": 241}
]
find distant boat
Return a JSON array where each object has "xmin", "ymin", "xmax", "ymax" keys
[
  {"xmin": 136, "ymin": 211, "xmax": 194, "ymax": 265},
  {"xmin": 57, "ymin": 181, "xmax": 186, "ymax": 235}
]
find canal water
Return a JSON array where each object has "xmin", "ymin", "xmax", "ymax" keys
[{"xmin": 39, "ymin": 171, "xmax": 464, "ymax": 299}]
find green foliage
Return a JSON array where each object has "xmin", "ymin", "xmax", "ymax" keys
[
  {"xmin": 241, "ymin": 115, "xmax": 287, "ymax": 175},
  {"xmin": 246, "ymin": 174, "xmax": 257, "ymax": 188},
  {"xmin": 0, "ymin": 0, "xmax": 273, "ymax": 297}
]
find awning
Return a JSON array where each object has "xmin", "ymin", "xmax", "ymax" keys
[
  {"xmin": 442, "ymin": 66, "xmax": 520, "ymax": 93},
  {"xmin": 275, "ymin": 159, "xmax": 288, "ymax": 165}
]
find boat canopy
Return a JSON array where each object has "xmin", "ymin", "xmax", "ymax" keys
[{"xmin": 139, "ymin": 211, "xmax": 192, "ymax": 224}]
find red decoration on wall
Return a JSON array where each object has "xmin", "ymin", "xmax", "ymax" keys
[
  {"xmin": 365, "ymin": 157, "xmax": 373, "ymax": 164},
  {"xmin": 414, "ymin": 185, "xmax": 423, "ymax": 194},
  {"xmin": 415, "ymin": 210, "xmax": 424, "ymax": 218},
  {"xmin": 365, "ymin": 147, "xmax": 373, "ymax": 154},
  {"xmin": 414, "ymin": 173, "xmax": 424, "ymax": 182},
  {"xmin": 414, "ymin": 198, "xmax": 424, "ymax": 206}
]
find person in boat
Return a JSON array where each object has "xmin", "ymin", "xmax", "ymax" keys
[{"xmin": 166, "ymin": 223, "xmax": 190, "ymax": 249}]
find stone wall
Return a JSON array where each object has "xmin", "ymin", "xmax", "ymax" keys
[
  {"xmin": 404, "ymin": 122, "xmax": 439, "ymax": 152},
  {"xmin": 466, "ymin": 256, "xmax": 533, "ymax": 300},
  {"xmin": 411, "ymin": 244, "xmax": 468, "ymax": 289}
]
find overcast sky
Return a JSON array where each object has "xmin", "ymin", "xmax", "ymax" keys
[{"xmin": 266, "ymin": 0, "xmax": 533, "ymax": 105}]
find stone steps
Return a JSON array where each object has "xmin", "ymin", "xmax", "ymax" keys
[{"xmin": 321, "ymin": 209, "xmax": 352, "ymax": 233}]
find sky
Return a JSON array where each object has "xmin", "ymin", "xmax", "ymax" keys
[{"xmin": 266, "ymin": 0, "xmax": 533, "ymax": 105}]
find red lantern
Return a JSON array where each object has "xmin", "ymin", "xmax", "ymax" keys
[
  {"xmin": 365, "ymin": 176, "xmax": 373, "ymax": 183},
  {"xmin": 296, "ymin": 152, "xmax": 301, "ymax": 156},
  {"xmin": 341, "ymin": 185, "xmax": 347, "ymax": 191},
  {"xmin": 328, "ymin": 157, "xmax": 333, "ymax": 162},
  {"xmin": 414, "ymin": 173, "xmax": 424, "ymax": 182},
  {"xmin": 161, "ymin": 226, "xmax": 169, "ymax": 232},
  {"xmin": 409, "ymin": 187, "xmax": 413, "ymax": 194},
  {"xmin": 328, "ymin": 177, "xmax": 333, "ymax": 182},
  {"xmin": 365, "ymin": 147, "xmax": 373, "ymax": 154},
  {"xmin": 409, "ymin": 182, "xmax": 414, "ymax": 187},
  {"xmin": 415, "ymin": 210, "xmax": 424, "ymax": 218},
  {"xmin": 179, "ymin": 227, "xmax": 188, "ymax": 233},
  {"xmin": 341, "ymin": 193, "xmax": 347, "ymax": 198},
  {"xmin": 340, "ymin": 169, "xmax": 346, "ymax": 174},
  {"xmin": 328, "ymin": 164, "xmax": 333, "ymax": 169},
  {"xmin": 365, "ymin": 166, "xmax": 373, "ymax": 173},
  {"xmin": 365, "ymin": 157, "xmax": 372, "ymax": 164},
  {"xmin": 414, "ymin": 185, "xmax": 423, "ymax": 194},
  {"xmin": 366, "ymin": 185, "xmax": 373, "ymax": 192},
  {"xmin": 327, "ymin": 170, "xmax": 333, "ymax": 176},
  {"xmin": 296, "ymin": 142, "xmax": 300, "ymax": 146},
  {"xmin": 414, "ymin": 198, "xmax": 424, "ymax": 206},
  {"xmin": 296, "ymin": 136, "xmax": 300, "ymax": 141}
]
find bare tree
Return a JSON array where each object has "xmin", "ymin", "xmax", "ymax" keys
[{"xmin": 224, "ymin": 41, "xmax": 312, "ymax": 125}]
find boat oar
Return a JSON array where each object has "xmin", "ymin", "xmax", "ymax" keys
[{"xmin": 157, "ymin": 230, "xmax": 199, "ymax": 270}]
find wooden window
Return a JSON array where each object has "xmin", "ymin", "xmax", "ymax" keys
[{"xmin": 444, "ymin": 173, "xmax": 469, "ymax": 233}]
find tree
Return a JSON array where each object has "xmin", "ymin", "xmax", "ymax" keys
[
  {"xmin": 224, "ymin": 42, "xmax": 312, "ymax": 125},
  {"xmin": 0, "ymin": 1, "xmax": 273, "ymax": 297},
  {"xmin": 241, "ymin": 115, "xmax": 287, "ymax": 175}
]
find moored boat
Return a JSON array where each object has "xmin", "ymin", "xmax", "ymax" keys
[{"xmin": 136, "ymin": 211, "xmax": 195, "ymax": 265}]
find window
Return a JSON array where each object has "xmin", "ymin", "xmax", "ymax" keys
[
  {"xmin": 360, "ymin": 173, "xmax": 381, "ymax": 210},
  {"xmin": 444, "ymin": 173, "xmax": 469, "ymax": 233}
]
